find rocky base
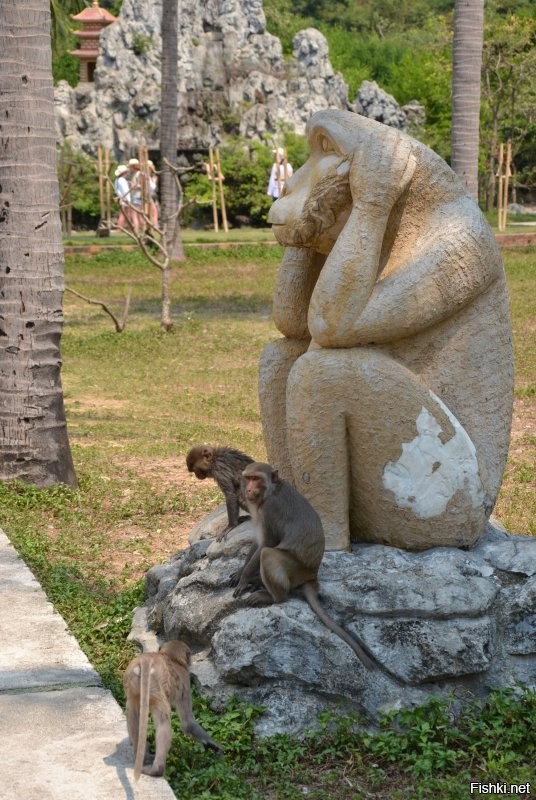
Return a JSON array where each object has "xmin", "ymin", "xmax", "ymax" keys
[{"xmin": 131, "ymin": 510, "xmax": 536, "ymax": 737}]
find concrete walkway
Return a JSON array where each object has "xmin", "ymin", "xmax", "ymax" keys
[{"xmin": 0, "ymin": 529, "xmax": 176, "ymax": 800}]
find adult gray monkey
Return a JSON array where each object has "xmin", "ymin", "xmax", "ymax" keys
[{"xmin": 262, "ymin": 109, "xmax": 513, "ymax": 551}]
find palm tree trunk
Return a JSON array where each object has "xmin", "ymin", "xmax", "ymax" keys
[
  {"xmin": 160, "ymin": 0, "xmax": 185, "ymax": 266},
  {"xmin": 0, "ymin": 0, "xmax": 76, "ymax": 487},
  {"xmin": 451, "ymin": 0, "xmax": 484, "ymax": 202}
]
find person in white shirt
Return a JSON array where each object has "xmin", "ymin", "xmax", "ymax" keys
[
  {"xmin": 114, "ymin": 164, "xmax": 131, "ymax": 230},
  {"xmin": 267, "ymin": 147, "xmax": 293, "ymax": 200}
]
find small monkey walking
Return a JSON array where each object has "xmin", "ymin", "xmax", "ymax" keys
[
  {"xmin": 232, "ymin": 462, "xmax": 378, "ymax": 672},
  {"xmin": 123, "ymin": 640, "xmax": 222, "ymax": 779}
]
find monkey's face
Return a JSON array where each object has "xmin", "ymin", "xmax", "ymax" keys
[
  {"xmin": 192, "ymin": 457, "xmax": 211, "ymax": 479},
  {"xmin": 268, "ymin": 130, "xmax": 352, "ymax": 255},
  {"xmin": 186, "ymin": 446, "xmax": 212, "ymax": 479},
  {"xmin": 243, "ymin": 473, "xmax": 265, "ymax": 505}
]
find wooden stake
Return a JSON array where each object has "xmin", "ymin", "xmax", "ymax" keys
[
  {"xmin": 497, "ymin": 143, "xmax": 505, "ymax": 232},
  {"xmin": 208, "ymin": 146, "xmax": 219, "ymax": 232},
  {"xmin": 276, "ymin": 149, "xmax": 282, "ymax": 197},
  {"xmin": 97, "ymin": 145, "xmax": 105, "ymax": 222},
  {"xmin": 104, "ymin": 148, "xmax": 111, "ymax": 228},
  {"xmin": 502, "ymin": 140, "xmax": 512, "ymax": 232},
  {"xmin": 215, "ymin": 147, "xmax": 228, "ymax": 233},
  {"xmin": 139, "ymin": 144, "xmax": 150, "ymax": 227}
]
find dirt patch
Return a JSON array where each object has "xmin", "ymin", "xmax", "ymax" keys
[
  {"xmin": 101, "ymin": 455, "xmax": 220, "ymax": 584},
  {"xmin": 102, "ymin": 520, "xmax": 196, "ymax": 584},
  {"xmin": 509, "ymin": 396, "xmax": 536, "ymax": 458},
  {"xmin": 67, "ymin": 395, "xmax": 127, "ymax": 412},
  {"xmin": 116, "ymin": 455, "xmax": 196, "ymax": 490}
]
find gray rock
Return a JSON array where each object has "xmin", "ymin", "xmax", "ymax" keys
[
  {"xmin": 355, "ymin": 80, "xmax": 423, "ymax": 131},
  {"xmin": 131, "ymin": 519, "xmax": 536, "ymax": 736},
  {"xmin": 54, "ymin": 0, "xmax": 351, "ymax": 158},
  {"xmin": 188, "ymin": 504, "xmax": 228, "ymax": 544}
]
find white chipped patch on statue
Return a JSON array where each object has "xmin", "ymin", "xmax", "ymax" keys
[{"xmin": 383, "ymin": 399, "xmax": 485, "ymax": 519}]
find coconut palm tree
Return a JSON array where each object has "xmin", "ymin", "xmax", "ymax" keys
[
  {"xmin": 451, "ymin": 0, "xmax": 485, "ymax": 201},
  {"xmin": 0, "ymin": 0, "xmax": 76, "ymax": 487},
  {"xmin": 160, "ymin": 0, "xmax": 186, "ymax": 267}
]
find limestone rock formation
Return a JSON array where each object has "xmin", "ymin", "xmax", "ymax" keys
[
  {"xmin": 355, "ymin": 79, "xmax": 409, "ymax": 129},
  {"xmin": 131, "ymin": 510, "xmax": 536, "ymax": 736},
  {"xmin": 55, "ymin": 0, "xmax": 349, "ymax": 158}
]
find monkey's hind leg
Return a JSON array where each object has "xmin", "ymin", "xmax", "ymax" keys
[
  {"xmin": 143, "ymin": 707, "xmax": 172, "ymax": 777},
  {"xmin": 126, "ymin": 700, "xmax": 140, "ymax": 757},
  {"xmin": 246, "ymin": 588, "xmax": 275, "ymax": 607},
  {"xmin": 175, "ymin": 684, "xmax": 223, "ymax": 755},
  {"xmin": 254, "ymin": 547, "xmax": 303, "ymax": 604}
]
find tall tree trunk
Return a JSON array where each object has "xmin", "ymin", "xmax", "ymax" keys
[
  {"xmin": 0, "ymin": 0, "xmax": 76, "ymax": 487},
  {"xmin": 160, "ymin": 0, "xmax": 185, "ymax": 266},
  {"xmin": 451, "ymin": 0, "xmax": 484, "ymax": 202}
]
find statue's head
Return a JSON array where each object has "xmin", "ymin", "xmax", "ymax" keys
[{"xmin": 268, "ymin": 110, "xmax": 417, "ymax": 255}]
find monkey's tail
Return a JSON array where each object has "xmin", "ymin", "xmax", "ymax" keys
[
  {"xmin": 302, "ymin": 583, "xmax": 378, "ymax": 672},
  {"xmin": 134, "ymin": 660, "xmax": 151, "ymax": 780}
]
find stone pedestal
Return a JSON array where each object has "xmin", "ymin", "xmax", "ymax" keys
[{"xmin": 130, "ymin": 511, "xmax": 536, "ymax": 736}]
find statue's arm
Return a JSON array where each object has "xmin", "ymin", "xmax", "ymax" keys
[
  {"xmin": 308, "ymin": 134, "xmax": 418, "ymax": 348},
  {"xmin": 308, "ymin": 204, "xmax": 391, "ymax": 347},
  {"xmin": 309, "ymin": 214, "xmax": 501, "ymax": 348},
  {"xmin": 272, "ymin": 247, "xmax": 325, "ymax": 339}
]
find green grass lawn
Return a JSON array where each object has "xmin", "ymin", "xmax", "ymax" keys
[
  {"xmin": 64, "ymin": 226, "xmax": 279, "ymax": 246},
  {"xmin": 1, "ymin": 244, "xmax": 534, "ymax": 799},
  {"xmin": 64, "ymin": 217, "xmax": 536, "ymax": 248}
]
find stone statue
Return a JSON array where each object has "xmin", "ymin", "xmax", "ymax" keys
[{"xmin": 262, "ymin": 110, "xmax": 513, "ymax": 551}]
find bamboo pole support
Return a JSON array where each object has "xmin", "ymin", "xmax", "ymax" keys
[
  {"xmin": 138, "ymin": 143, "xmax": 152, "ymax": 233},
  {"xmin": 97, "ymin": 145, "xmax": 105, "ymax": 223},
  {"xmin": 276, "ymin": 150, "xmax": 282, "ymax": 197},
  {"xmin": 215, "ymin": 147, "xmax": 228, "ymax": 233},
  {"xmin": 497, "ymin": 143, "xmax": 505, "ymax": 232},
  {"xmin": 64, "ymin": 162, "xmax": 73, "ymax": 236},
  {"xmin": 104, "ymin": 148, "xmax": 111, "ymax": 228},
  {"xmin": 502, "ymin": 140, "xmax": 512, "ymax": 232},
  {"xmin": 208, "ymin": 146, "xmax": 219, "ymax": 232}
]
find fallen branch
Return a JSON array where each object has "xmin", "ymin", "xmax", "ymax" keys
[{"xmin": 65, "ymin": 286, "xmax": 132, "ymax": 333}]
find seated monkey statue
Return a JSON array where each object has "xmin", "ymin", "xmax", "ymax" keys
[{"xmin": 262, "ymin": 109, "xmax": 513, "ymax": 551}]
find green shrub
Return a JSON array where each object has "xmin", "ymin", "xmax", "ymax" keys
[
  {"xmin": 57, "ymin": 141, "xmax": 111, "ymax": 225},
  {"xmin": 131, "ymin": 32, "xmax": 153, "ymax": 56},
  {"xmin": 182, "ymin": 133, "xmax": 309, "ymax": 228}
]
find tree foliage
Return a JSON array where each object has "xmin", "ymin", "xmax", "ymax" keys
[
  {"xmin": 57, "ymin": 142, "xmax": 102, "ymax": 223},
  {"xmin": 264, "ymin": 0, "xmax": 535, "ymax": 198},
  {"xmin": 480, "ymin": 12, "xmax": 536, "ymax": 203}
]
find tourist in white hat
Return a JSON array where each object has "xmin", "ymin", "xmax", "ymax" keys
[{"xmin": 114, "ymin": 164, "xmax": 131, "ymax": 230}]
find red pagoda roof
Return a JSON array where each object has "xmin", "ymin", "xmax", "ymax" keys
[{"xmin": 72, "ymin": 1, "xmax": 116, "ymax": 24}]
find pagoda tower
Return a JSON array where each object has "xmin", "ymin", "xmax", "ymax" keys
[{"xmin": 70, "ymin": 0, "xmax": 116, "ymax": 83}]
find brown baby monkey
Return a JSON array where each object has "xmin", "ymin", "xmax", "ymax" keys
[
  {"xmin": 123, "ymin": 640, "xmax": 222, "ymax": 779},
  {"xmin": 186, "ymin": 445, "xmax": 254, "ymax": 539},
  {"xmin": 231, "ymin": 462, "xmax": 378, "ymax": 672}
]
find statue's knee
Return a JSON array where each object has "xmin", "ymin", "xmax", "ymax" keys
[
  {"xmin": 288, "ymin": 350, "xmax": 340, "ymax": 394},
  {"xmin": 260, "ymin": 338, "xmax": 310, "ymax": 374}
]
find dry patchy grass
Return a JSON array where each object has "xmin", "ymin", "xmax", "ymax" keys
[{"xmin": 6, "ymin": 244, "xmax": 534, "ymax": 591}]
